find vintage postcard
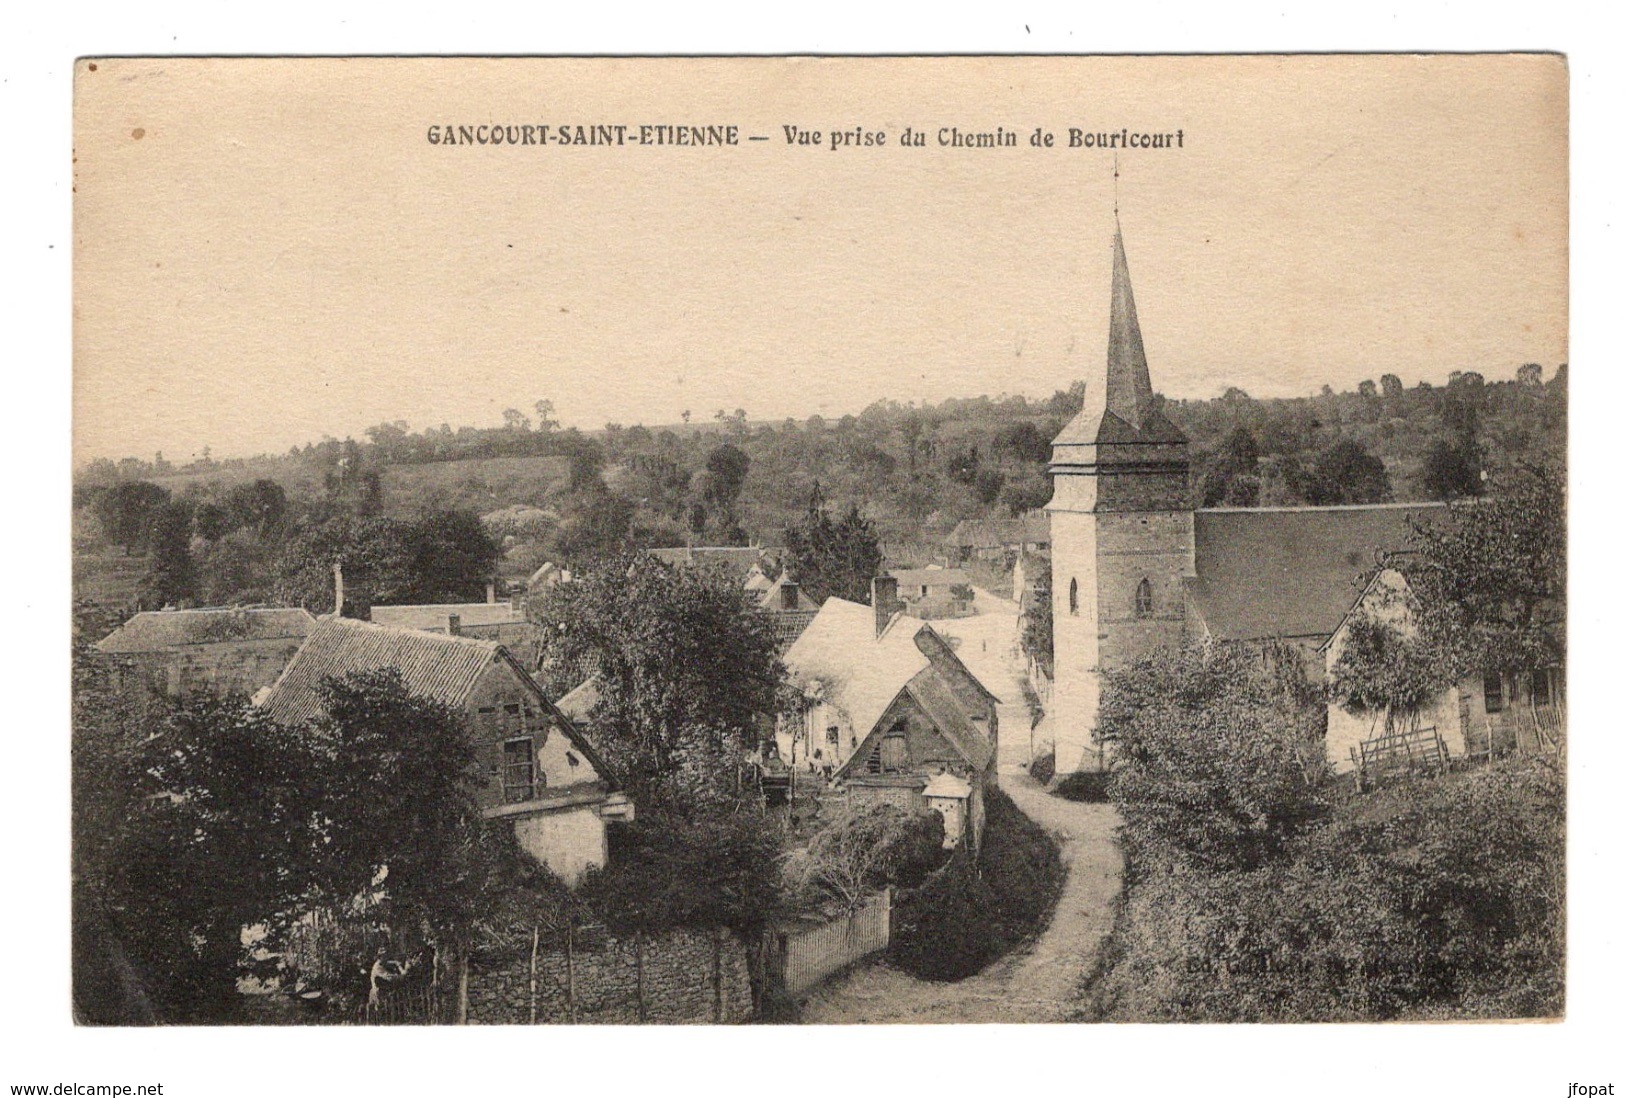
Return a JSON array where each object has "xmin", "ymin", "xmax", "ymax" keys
[{"xmin": 71, "ymin": 55, "xmax": 1567, "ymax": 1030}]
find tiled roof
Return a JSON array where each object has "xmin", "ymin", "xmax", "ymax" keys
[
  {"xmin": 369, "ymin": 601, "xmax": 524, "ymax": 632},
  {"xmin": 768, "ymin": 608, "xmax": 819, "ymax": 647},
  {"xmin": 1189, "ymin": 503, "xmax": 1448, "ymax": 642},
  {"xmin": 890, "ymin": 568, "xmax": 972, "ymax": 590},
  {"xmin": 99, "ymin": 607, "xmax": 316, "ymax": 653},
  {"xmin": 786, "ymin": 599, "xmax": 995, "ymax": 775},
  {"xmin": 904, "ymin": 666, "xmax": 994, "ymax": 772},
  {"xmin": 946, "ymin": 513, "xmax": 1049, "ymax": 549},
  {"xmin": 259, "ymin": 617, "xmax": 508, "ymax": 726}
]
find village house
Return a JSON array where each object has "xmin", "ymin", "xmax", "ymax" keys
[
  {"xmin": 369, "ymin": 590, "xmax": 542, "ymax": 666},
  {"xmin": 946, "ymin": 512, "xmax": 1050, "ymax": 564},
  {"xmin": 259, "ymin": 617, "xmax": 631, "ymax": 884},
  {"xmin": 888, "ymin": 566, "xmax": 975, "ymax": 619},
  {"xmin": 97, "ymin": 606, "xmax": 317, "ymax": 697},
  {"xmin": 1043, "ymin": 221, "xmax": 1519, "ymax": 776},
  {"xmin": 1323, "ymin": 568, "xmax": 1566, "ymax": 780},
  {"xmin": 754, "ymin": 572, "xmax": 822, "ymax": 649},
  {"xmin": 781, "ymin": 579, "xmax": 999, "ymax": 849}
]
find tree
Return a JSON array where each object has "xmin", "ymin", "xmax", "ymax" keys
[
  {"xmin": 1102, "ymin": 642, "xmax": 1329, "ymax": 871},
  {"xmin": 533, "ymin": 399, "xmax": 559, "ymax": 433},
  {"xmin": 223, "ymin": 479, "xmax": 287, "ymax": 537},
  {"xmin": 1199, "ymin": 426, "xmax": 1262, "ymax": 507},
  {"xmin": 534, "ymin": 553, "xmax": 783, "ymax": 812},
  {"xmin": 93, "ymin": 690, "xmax": 322, "ymax": 1021},
  {"xmin": 1326, "ymin": 574, "xmax": 1451, "ymax": 735},
  {"xmin": 91, "ymin": 480, "xmax": 170, "ymax": 555},
  {"xmin": 302, "ymin": 670, "xmax": 490, "ymax": 954},
  {"xmin": 783, "ymin": 499, "xmax": 885, "ymax": 605},
  {"xmin": 401, "ymin": 508, "xmax": 500, "ymax": 603},
  {"xmin": 141, "ymin": 500, "xmax": 196, "ymax": 607},
  {"xmin": 701, "ymin": 443, "xmax": 750, "ymax": 540},
  {"xmin": 1357, "ymin": 379, "xmax": 1378, "ymax": 399},
  {"xmin": 1305, "ymin": 439, "xmax": 1390, "ymax": 505},
  {"xmin": 1421, "ymin": 437, "xmax": 1483, "ymax": 501},
  {"xmin": 1019, "ymin": 556, "xmax": 1054, "ymax": 675},
  {"xmin": 1380, "ymin": 374, "xmax": 1405, "ymax": 399},
  {"xmin": 783, "ymin": 804, "xmax": 944, "ymax": 911},
  {"xmin": 1516, "ymin": 363, "xmax": 1544, "ymax": 388},
  {"xmin": 1401, "ymin": 462, "xmax": 1564, "ymax": 680}
]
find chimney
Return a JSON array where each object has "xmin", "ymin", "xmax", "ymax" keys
[
  {"xmin": 779, "ymin": 580, "xmax": 800, "ymax": 611},
  {"xmin": 871, "ymin": 574, "xmax": 899, "ymax": 638},
  {"xmin": 331, "ymin": 561, "xmax": 345, "ymax": 618},
  {"xmin": 486, "ymin": 582, "xmax": 497, "ymax": 605},
  {"xmin": 447, "ymin": 613, "xmax": 461, "ymax": 637}
]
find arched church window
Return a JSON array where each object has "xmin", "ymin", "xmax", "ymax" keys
[
  {"xmin": 1068, "ymin": 577, "xmax": 1079, "ymax": 615},
  {"xmin": 1134, "ymin": 577, "xmax": 1153, "ymax": 618}
]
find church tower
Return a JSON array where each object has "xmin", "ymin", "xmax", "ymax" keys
[{"xmin": 1046, "ymin": 223, "xmax": 1192, "ymax": 774}]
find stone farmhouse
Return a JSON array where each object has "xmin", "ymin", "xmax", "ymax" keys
[
  {"xmin": 1044, "ymin": 223, "xmax": 1564, "ymax": 775},
  {"xmin": 97, "ymin": 606, "xmax": 317, "ymax": 697},
  {"xmin": 781, "ymin": 579, "xmax": 999, "ymax": 849},
  {"xmin": 1323, "ymin": 568, "xmax": 1566, "ymax": 778},
  {"xmin": 259, "ymin": 617, "xmax": 631, "ymax": 884}
]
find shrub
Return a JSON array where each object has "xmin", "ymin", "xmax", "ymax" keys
[
  {"xmin": 888, "ymin": 851, "xmax": 1000, "ymax": 981},
  {"xmin": 580, "ymin": 811, "xmax": 783, "ymax": 938},
  {"xmin": 782, "ymin": 804, "xmax": 945, "ymax": 911},
  {"xmin": 1053, "ymin": 769, "xmax": 1110, "ymax": 802},
  {"xmin": 1103, "ymin": 642, "xmax": 1328, "ymax": 871},
  {"xmin": 1028, "ymin": 750, "xmax": 1055, "ymax": 785},
  {"xmin": 1083, "ymin": 756, "xmax": 1564, "ymax": 1021},
  {"xmin": 889, "ymin": 787, "xmax": 1062, "ymax": 982}
]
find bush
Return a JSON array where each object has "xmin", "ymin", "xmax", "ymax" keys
[
  {"xmin": 1103, "ymin": 643, "xmax": 1328, "ymax": 871},
  {"xmin": 580, "ymin": 811, "xmax": 783, "ymax": 938},
  {"xmin": 1053, "ymin": 769, "xmax": 1110, "ymax": 802},
  {"xmin": 888, "ymin": 851, "xmax": 1000, "ymax": 981},
  {"xmin": 1082, "ymin": 756, "xmax": 1563, "ymax": 1022},
  {"xmin": 1028, "ymin": 750, "xmax": 1055, "ymax": 785},
  {"xmin": 889, "ymin": 787, "xmax": 1062, "ymax": 982}
]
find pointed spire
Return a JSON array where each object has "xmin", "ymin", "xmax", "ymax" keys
[{"xmin": 1104, "ymin": 222, "xmax": 1157, "ymax": 431}]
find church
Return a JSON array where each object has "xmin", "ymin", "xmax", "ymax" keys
[{"xmin": 1046, "ymin": 224, "xmax": 1444, "ymax": 775}]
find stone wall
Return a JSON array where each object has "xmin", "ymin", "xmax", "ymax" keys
[{"xmin": 466, "ymin": 926, "xmax": 753, "ymax": 1025}]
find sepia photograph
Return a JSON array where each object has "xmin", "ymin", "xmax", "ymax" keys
[{"xmin": 66, "ymin": 52, "xmax": 1569, "ymax": 1039}]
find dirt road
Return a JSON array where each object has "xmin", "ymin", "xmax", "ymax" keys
[{"xmin": 797, "ymin": 769, "xmax": 1122, "ymax": 1024}]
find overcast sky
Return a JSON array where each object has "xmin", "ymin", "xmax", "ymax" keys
[{"xmin": 73, "ymin": 55, "xmax": 1567, "ymax": 464}]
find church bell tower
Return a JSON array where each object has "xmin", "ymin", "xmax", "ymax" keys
[{"xmin": 1046, "ymin": 223, "xmax": 1192, "ymax": 774}]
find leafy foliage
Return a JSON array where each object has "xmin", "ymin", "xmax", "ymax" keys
[
  {"xmin": 783, "ymin": 496, "xmax": 885, "ymax": 605},
  {"xmin": 535, "ymin": 553, "xmax": 783, "ymax": 813},
  {"xmin": 1084, "ymin": 756, "xmax": 1563, "ymax": 1021},
  {"xmin": 1399, "ymin": 462, "xmax": 1565, "ymax": 678},
  {"xmin": 580, "ymin": 813, "xmax": 783, "ymax": 937},
  {"xmin": 783, "ymin": 804, "xmax": 945, "ymax": 911},
  {"xmin": 889, "ymin": 787, "xmax": 1061, "ymax": 982},
  {"xmin": 1103, "ymin": 643, "xmax": 1329, "ymax": 871},
  {"xmin": 1327, "ymin": 599, "xmax": 1450, "ymax": 730}
]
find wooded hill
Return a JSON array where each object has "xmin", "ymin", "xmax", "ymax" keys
[{"xmin": 73, "ymin": 365, "xmax": 1565, "ymax": 611}]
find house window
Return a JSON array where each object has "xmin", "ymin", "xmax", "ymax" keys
[
  {"xmin": 1483, "ymin": 672, "xmax": 1503, "ymax": 713},
  {"xmin": 880, "ymin": 731, "xmax": 908, "ymax": 773},
  {"xmin": 1134, "ymin": 577, "xmax": 1153, "ymax": 618},
  {"xmin": 1532, "ymin": 669, "xmax": 1550, "ymax": 707},
  {"xmin": 503, "ymin": 737, "xmax": 536, "ymax": 803},
  {"xmin": 1069, "ymin": 577, "xmax": 1079, "ymax": 615}
]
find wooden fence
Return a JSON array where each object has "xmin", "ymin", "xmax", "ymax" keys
[
  {"xmin": 772, "ymin": 890, "xmax": 892, "ymax": 998},
  {"xmin": 1352, "ymin": 724, "xmax": 1448, "ymax": 791}
]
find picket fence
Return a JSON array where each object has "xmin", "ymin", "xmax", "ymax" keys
[{"xmin": 774, "ymin": 890, "xmax": 892, "ymax": 998}]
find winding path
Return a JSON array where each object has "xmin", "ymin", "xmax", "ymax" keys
[{"xmin": 798, "ymin": 591, "xmax": 1122, "ymax": 1024}]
